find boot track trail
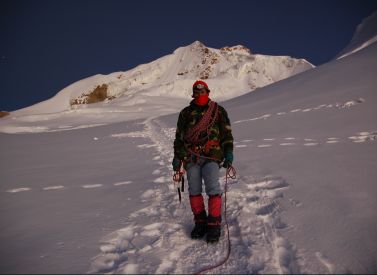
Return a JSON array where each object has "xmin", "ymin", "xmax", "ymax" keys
[{"xmin": 89, "ymin": 117, "xmax": 302, "ymax": 274}]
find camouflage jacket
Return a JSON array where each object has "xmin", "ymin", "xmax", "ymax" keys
[{"xmin": 173, "ymin": 99, "xmax": 234, "ymax": 163}]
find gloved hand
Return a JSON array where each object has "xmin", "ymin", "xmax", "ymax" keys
[
  {"xmin": 222, "ymin": 152, "xmax": 233, "ymax": 168},
  {"xmin": 172, "ymin": 157, "xmax": 181, "ymax": 171}
]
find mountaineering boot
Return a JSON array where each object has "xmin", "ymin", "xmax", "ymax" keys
[
  {"xmin": 191, "ymin": 211, "xmax": 207, "ymax": 239},
  {"xmin": 189, "ymin": 195, "xmax": 207, "ymax": 239},
  {"xmin": 207, "ymin": 194, "xmax": 222, "ymax": 243},
  {"xmin": 206, "ymin": 216, "xmax": 221, "ymax": 243}
]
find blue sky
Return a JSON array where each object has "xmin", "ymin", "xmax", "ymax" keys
[{"xmin": 1, "ymin": 0, "xmax": 377, "ymax": 111}]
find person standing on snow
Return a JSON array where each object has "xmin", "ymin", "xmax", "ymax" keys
[{"xmin": 172, "ymin": 80, "xmax": 234, "ymax": 243}]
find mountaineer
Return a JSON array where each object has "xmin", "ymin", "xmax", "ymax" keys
[{"xmin": 172, "ymin": 80, "xmax": 234, "ymax": 243}]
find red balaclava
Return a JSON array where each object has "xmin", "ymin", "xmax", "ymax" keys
[{"xmin": 192, "ymin": 80, "xmax": 210, "ymax": 106}]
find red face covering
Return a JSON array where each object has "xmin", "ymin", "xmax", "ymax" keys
[{"xmin": 194, "ymin": 94, "xmax": 209, "ymax": 106}]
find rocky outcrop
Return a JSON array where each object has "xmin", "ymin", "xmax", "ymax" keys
[
  {"xmin": 0, "ymin": 111, "xmax": 10, "ymax": 118},
  {"xmin": 220, "ymin": 45, "xmax": 252, "ymax": 55},
  {"xmin": 70, "ymin": 84, "xmax": 115, "ymax": 106}
]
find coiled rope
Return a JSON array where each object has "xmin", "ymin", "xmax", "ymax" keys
[{"xmin": 184, "ymin": 101, "xmax": 218, "ymax": 145}]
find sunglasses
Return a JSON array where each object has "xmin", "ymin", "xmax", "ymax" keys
[{"xmin": 193, "ymin": 89, "xmax": 208, "ymax": 95}]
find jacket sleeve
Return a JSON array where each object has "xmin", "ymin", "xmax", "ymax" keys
[
  {"xmin": 173, "ymin": 111, "xmax": 189, "ymax": 160},
  {"xmin": 219, "ymin": 107, "xmax": 234, "ymax": 156}
]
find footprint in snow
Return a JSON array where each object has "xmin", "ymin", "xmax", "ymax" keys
[
  {"xmin": 43, "ymin": 185, "xmax": 65, "ymax": 191},
  {"xmin": 113, "ymin": 181, "xmax": 132, "ymax": 186},
  {"xmin": 236, "ymin": 144, "xmax": 248, "ymax": 148},
  {"xmin": 257, "ymin": 144, "xmax": 272, "ymax": 148},
  {"xmin": 255, "ymin": 201, "xmax": 280, "ymax": 216},
  {"xmin": 6, "ymin": 187, "xmax": 31, "ymax": 193},
  {"xmin": 82, "ymin": 184, "xmax": 103, "ymax": 189}
]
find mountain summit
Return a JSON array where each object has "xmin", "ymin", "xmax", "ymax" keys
[
  {"xmin": 13, "ymin": 41, "xmax": 313, "ymax": 115},
  {"xmin": 0, "ymin": 41, "xmax": 314, "ymax": 133},
  {"xmin": 69, "ymin": 40, "xmax": 313, "ymax": 107}
]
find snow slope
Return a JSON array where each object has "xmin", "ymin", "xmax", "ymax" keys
[
  {"xmin": 0, "ymin": 41, "xmax": 313, "ymax": 134},
  {"xmin": 1, "ymin": 19, "xmax": 377, "ymax": 275},
  {"xmin": 87, "ymin": 41, "xmax": 377, "ymax": 274}
]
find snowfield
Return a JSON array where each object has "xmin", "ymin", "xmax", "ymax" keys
[{"xmin": 1, "ymin": 12, "xmax": 377, "ymax": 274}]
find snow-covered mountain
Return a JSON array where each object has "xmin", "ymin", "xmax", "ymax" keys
[
  {"xmin": 337, "ymin": 10, "xmax": 377, "ymax": 59},
  {"xmin": 0, "ymin": 41, "xmax": 313, "ymax": 134}
]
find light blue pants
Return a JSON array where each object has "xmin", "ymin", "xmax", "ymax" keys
[{"xmin": 186, "ymin": 161, "xmax": 222, "ymax": 196}]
